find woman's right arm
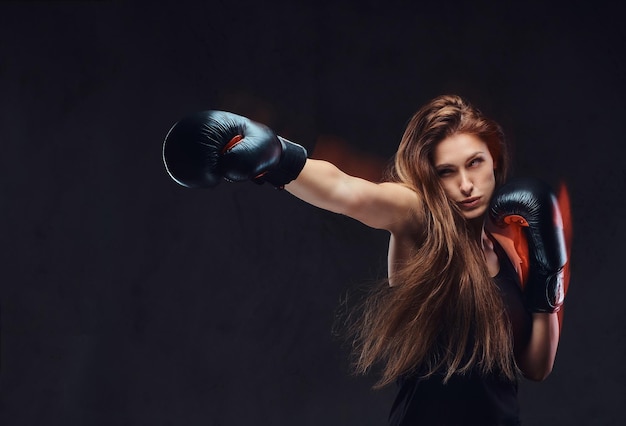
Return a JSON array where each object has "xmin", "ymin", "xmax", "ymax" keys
[
  {"xmin": 161, "ymin": 110, "xmax": 420, "ymax": 234},
  {"xmin": 285, "ymin": 158, "xmax": 421, "ymax": 235}
]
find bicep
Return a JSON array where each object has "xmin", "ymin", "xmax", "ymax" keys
[{"xmin": 286, "ymin": 158, "xmax": 422, "ymax": 233}]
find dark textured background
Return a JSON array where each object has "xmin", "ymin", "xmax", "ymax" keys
[{"xmin": 1, "ymin": 0, "xmax": 624, "ymax": 425}]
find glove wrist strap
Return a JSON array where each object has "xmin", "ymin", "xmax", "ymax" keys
[{"xmin": 263, "ymin": 137, "xmax": 307, "ymax": 189}]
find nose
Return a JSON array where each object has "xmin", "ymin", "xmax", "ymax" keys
[{"xmin": 459, "ymin": 172, "xmax": 473, "ymax": 196}]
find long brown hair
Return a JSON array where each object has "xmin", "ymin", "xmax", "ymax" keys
[{"xmin": 348, "ymin": 94, "xmax": 515, "ymax": 387}]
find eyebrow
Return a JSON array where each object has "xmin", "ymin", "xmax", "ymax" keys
[{"xmin": 435, "ymin": 151, "xmax": 485, "ymax": 168}]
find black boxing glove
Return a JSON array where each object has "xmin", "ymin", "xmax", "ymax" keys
[
  {"xmin": 162, "ymin": 110, "xmax": 307, "ymax": 189},
  {"xmin": 489, "ymin": 177, "xmax": 568, "ymax": 313}
]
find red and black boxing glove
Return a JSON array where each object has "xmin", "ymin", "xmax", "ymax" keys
[
  {"xmin": 489, "ymin": 177, "xmax": 568, "ymax": 313},
  {"xmin": 162, "ymin": 110, "xmax": 307, "ymax": 189}
]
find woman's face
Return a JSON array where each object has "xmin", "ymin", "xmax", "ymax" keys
[{"xmin": 433, "ymin": 133, "xmax": 496, "ymax": 221}]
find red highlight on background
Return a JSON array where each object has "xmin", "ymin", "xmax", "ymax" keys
[
  {"xmin": 312, "ymin": 135, "xmax": 388, "ymax": 182},
  {"xmin": 557, "ymin": 182, "xmax": 573, "ymax": 328}
]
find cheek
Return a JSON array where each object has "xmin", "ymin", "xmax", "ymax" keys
[
  {"xmin": 482, "ymin": 170, "xmax": 496, "ymax": 196},
  {"xmin": 440, "ymin": 180, "xmax": 456, "ymax": 199}
]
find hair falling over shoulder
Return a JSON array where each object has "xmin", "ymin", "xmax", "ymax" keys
[{"xmin": 346, "ymin": 95, "xmax": 517, "ymax": 388}]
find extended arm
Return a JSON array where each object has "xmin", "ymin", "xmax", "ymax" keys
[
  {"xmin": 162, "ymin": 110, "xmax": 422, "ymax": 235},
  {"xmin": 286, "ymin": 159, "xmax": 420, "ymax": 233}
]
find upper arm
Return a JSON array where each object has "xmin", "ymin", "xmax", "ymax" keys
[{"xmin": 285, "ymin": 158, "xmax": 423, "ymax": 234}]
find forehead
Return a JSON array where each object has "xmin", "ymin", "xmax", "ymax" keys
[{"xmin": 433, "ymin": 133, "xmax": 490, "ymax": 165}]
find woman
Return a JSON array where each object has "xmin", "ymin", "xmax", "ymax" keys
[{"xmin": 163, "ymin": 94, "xmax": 567, "ymax": 425}]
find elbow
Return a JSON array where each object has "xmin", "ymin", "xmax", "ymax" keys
[
  {"xmin": 523, "ymin": 365, "xmax": 553, "ymax": 382},
  {"xmin": 520, "ymin": 357, "xmax": 555, "ymax": 382}
]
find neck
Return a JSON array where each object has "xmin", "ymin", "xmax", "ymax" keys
[{"xmin": 467, "ymin": 215, "xmax": 486, "ymax": 241}]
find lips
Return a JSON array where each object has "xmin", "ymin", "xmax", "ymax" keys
[{"xmin": 458, "ymin": 196, "xmax": 481, "ymax": 209}]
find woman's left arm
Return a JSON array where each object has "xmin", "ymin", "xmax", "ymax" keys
[
  {"xmin": 489, "ymin": 177, "xmax": 570, "ymax": 381},
  {"xmin": 518, "ymin": 313, "xmax": 560, "ymax": 381}
]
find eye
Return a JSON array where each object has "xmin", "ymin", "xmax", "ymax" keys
[
  {"xmin": 437, "ymin": 168, "xmax": 453, "ymax": 177},
  {"xmin": 468, "ymin": 157, "xmax": 484, "ymax": 167}
]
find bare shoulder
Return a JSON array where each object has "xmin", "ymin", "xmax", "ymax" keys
[
  {"xmin": 368, "ymin": 182, "xmax": 424, "ymax": 234},
  {"xmin": 386, "ymin": 185, "xmax": 425, "ymax": 285}
]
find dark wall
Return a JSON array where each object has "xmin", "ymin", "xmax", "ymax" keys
[{"xmin": 1, "ymin": 1, "xmax": 623, "ymax": 425}]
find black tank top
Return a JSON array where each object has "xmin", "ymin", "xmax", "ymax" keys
[{"xmin": 388, "ymin": 236, "xmax": 532, "ymax": 426}]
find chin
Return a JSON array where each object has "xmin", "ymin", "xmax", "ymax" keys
[{"xmin": 462, "ymin": 206, "xmax": 488, "ymax": 221}]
